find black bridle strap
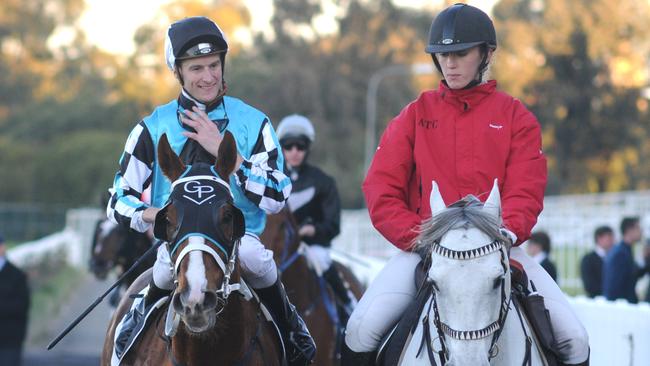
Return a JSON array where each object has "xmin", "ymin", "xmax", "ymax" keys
[
  {"xmin": 512, "ymin": 299, "xmax": 532, "ymax": 366},
  {"xmin": 417, "ymin": 296, "xmax": 440, "ymax": 365}
]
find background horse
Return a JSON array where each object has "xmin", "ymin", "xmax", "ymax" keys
[
  {"xmin": 90, "ymin": 217, "xmax": 154, "ymax": 306},
  {"xmin": 90, "ymin": 217, "xmax": 154, "ymax": 282},
  {"xmin": 101, "ymin": 132, "xmax": 280, "ymax": 366},
  {"xmin": 393, "ymin": 181, "xmax": 546, "ymax": 365},
  {"xmin": 261, "ymin": 208, "xmax": 365, "ymax": 365}
]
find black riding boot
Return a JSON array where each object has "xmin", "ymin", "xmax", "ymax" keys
[
  {"xmin": 561, "ymin": 353, "xmax": 590, "ymax": 366},
  {"xmin": 257, "ymin": 276, "xmax": 316, "ymax": 366},
  {"xmin": 341, "ymin": 341, "xmax": 376, "ymax": 366},
  {"xmin": 114, "ymin": 282, "xmax": 168, "ymax": 359},
  {"xmin": 323, "ymin": 266, "xmax": 356, "ymax": 318}
]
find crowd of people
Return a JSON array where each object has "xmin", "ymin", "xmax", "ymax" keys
[{"xmin": 525, "ymin": 217, "xmax": 650, "ymax": 304}]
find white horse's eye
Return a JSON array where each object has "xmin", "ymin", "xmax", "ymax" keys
[{"xmin": 492, "ymin": 275, "xmax": 504, "ymax": 290}]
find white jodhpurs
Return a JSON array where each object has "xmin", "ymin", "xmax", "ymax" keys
[
  {"xmin": 344, "ymin": 248, "xmax": 589, "ymax": 364},
  {"xmin": 152, "ymin": 233, "xmax": 278, "ymax": 290},
  {"xmin": 345, "ymin": 252, "xmax": 421, "ymax": 352},
  {"xmin": 302, "ymin": 244, "xmax": 333, "ymax": 276}
]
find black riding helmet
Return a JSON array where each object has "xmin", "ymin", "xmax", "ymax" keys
[
  {"xmin": 425, "ymin": 4, "xmax": 496, "ymax": 84},
  {"xmin": 165, "ymin": 16, "xmax": 229, "ymax": 75}
]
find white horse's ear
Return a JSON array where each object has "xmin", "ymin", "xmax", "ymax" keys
[
  {"xmin": 430, "ymin": 181, "xmax": 446, "ymax": 216},
  {"xmin": 483, "ymin": 179, "xmax": 501, "ymax": 219}
]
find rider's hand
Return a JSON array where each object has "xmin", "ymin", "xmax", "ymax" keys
[
  {"xmin": 298, "ymin": 224, "xmax": 316, "ymax": 238},
  {"xmin": 142, "ymin": 207, "xmax": 160, "ymax": 224},
  {"xmin": 180, "ymin": 106, "xmax": 223, "ymax": 158}
]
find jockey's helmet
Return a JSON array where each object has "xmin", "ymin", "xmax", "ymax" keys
[
  {"xmin": 425, "ymin": 3, "xmax": 496, "ymax": 54},
  {"xmin": 277, "ymin": 115, "xmax": 315, "ymax": 148},
  {"xmin": 164, "ymin": 16, "xmax": 228, "ymax": 72}
]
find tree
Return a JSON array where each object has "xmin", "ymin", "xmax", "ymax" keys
[
  {"xmin": 493, "ymin": 0, "xmax": 650, "ymax": 193},
  {"xmin": 229, "ymin": 0, "xmax": 432, "ymax": 207}
]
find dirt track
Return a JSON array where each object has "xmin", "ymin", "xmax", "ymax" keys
[{"xmin": 24, "ymin": 273, "xmax": 113, "ymax": 366}]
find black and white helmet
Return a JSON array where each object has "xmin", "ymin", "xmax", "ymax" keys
[
  {"xmin": 164, "ymin": 16, "xmax": 228, "ymax": 71},
  {"xmin": 277, "ymin": 115, "xmax": 315, "ymax": 144}
]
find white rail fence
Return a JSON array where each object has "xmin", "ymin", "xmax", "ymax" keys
[{"xmin": 7, "ymin": 208, "xmax": 102, "ymax": 268}]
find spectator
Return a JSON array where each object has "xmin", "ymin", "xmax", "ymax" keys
[
  {"xmin": 0, "ymin": 234, "xmax": 31, "ymax": 366},
  {"xmin": 603, "ymin": 217, "xmax": 646, "ymax": 303},
  {"xmin": 580, "ymin": 226, "xmax": 615, "ymax": 297},
  {"xmin": 526, "ymin": 231, "xmax": 558, "ymax": 282}
]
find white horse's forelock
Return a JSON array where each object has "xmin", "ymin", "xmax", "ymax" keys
[{"xmin": 414, "ymin": 195, "xmax": 506, "ymax": 255}]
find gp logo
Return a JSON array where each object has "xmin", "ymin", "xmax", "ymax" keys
[{"xmin": 182, "ymin": 181, "xmax": 216, "ymax": 205}]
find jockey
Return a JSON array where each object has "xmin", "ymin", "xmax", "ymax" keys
[
  {"xmin": 343, "ymin": 4, "xmax": 589, "ymax": 366},
  {"xmin": 276, "ymin": 114, "xmax": 356, "ymax": 320},
  {"xmin": 106, "ymin": 16, "xmax": 315, "ymax": 365}
]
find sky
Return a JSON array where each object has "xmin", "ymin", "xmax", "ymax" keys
[{"xmin": 79, "ymin": 0, "xmax": 495, "ymax": 55}]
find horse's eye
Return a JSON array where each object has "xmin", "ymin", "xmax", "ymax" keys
[{"xmin": 493, "ymin": 276, "xmax": 503, "ymax": 290}]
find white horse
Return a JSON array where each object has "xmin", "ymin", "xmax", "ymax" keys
[{"xmin": 397, "ymin": 180, "xmax": 547, "ymax": 366}]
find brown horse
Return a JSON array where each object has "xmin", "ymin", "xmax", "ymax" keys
[
  {"xmin": 101, "ymin": 132, "xmax": 281, "ymax": 366},
  {"xmin": 261, "ymin": 209, "xmax": 365, "ymax": 365},
  {"xmin": 90, "ymin": 217, "xmax": 154, "ymax": 306}
]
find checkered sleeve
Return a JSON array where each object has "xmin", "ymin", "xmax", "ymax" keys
[
  {"xmin": 235, "ymin": 119, "xmax": 292, "ymax": 214},
  {"xmin": 106, "ymin": 121, "xmax": 155, "ymax": 232}
]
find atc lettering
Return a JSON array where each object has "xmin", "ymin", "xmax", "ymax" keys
[{"xmin": 418, "ymin": 119, "xmax": 438, "ymax": 129}]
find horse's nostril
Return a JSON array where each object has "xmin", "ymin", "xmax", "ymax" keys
[
  {"xmin": 172, "ymin": 293, "xmax": 183, "ymax": 313},
  {"xmin": 203, "ymin": 291, "xmax": 217, "ymax": 310}
]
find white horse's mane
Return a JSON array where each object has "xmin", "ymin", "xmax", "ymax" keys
[{"xmin": 413, "ymin": 195, "xmax": 507, "ymax": 256}]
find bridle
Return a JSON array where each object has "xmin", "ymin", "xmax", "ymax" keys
[
  {"xmin": 161, "ymin": 172, "xmax": 252, "ymax": 331},
  {"xmin": 427, "ymin": 239, "xmax": 511, "ymax": 363}
]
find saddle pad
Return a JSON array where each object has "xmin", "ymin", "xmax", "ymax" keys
[{"xmin": 111, "ymin": 291, "xmax": 169, "ymax": 366}]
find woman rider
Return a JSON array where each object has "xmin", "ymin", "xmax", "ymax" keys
[{"xmin": 342, "ymin": 4, "xmax": 589, "ymax": 365}]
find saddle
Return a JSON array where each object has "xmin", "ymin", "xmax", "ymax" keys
[{"xmin": 376, "ymin": 259, "xmax": 561, "ymax": 366}]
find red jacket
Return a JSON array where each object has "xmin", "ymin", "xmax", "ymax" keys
[{"xmin": 363, "ymin": 80, "xmax": 547, "ymax": 250}]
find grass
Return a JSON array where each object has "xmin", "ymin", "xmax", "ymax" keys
[{"xmin": 26, "ymin": 265, "xmax": 85, "ymax": 346}]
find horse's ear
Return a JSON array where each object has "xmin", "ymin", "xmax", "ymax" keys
[
  {"xmin": 158, "ymin": 133, "xmax": 186, "ymax": 182},
  {"xmin": 483, "ymin": 179, "xmax": 501, "ymax": 219},
  {"xmin": 214, "ymin": 131, "xmax": 238, "ymax": 181},
  {"xmin": 430, "ymin": 180, "xmax": 447, "ymax": 216}
]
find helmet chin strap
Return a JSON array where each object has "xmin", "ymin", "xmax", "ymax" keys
[{"xmin": 179, "ymin": 80, "xmax": 228, "ymax": 111}]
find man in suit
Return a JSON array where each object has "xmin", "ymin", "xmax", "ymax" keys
[
  {"xmin": 0, "ymin": 234, "xmax": 30, "ymax": 366},
  {"xmin": 580, "ymin": 226, "xmax": 615, "ymax": 297},
  {"xmin": 526, "ymin": 231, "xmax": 558, "ymax": 282},
  {"xmin": 603, "ymin": 217, "xmax": 647, "ymax": 303}
]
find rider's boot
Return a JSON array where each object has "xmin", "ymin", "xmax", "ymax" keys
[
  {"xmin": 323, "ymin": 266, "xmax": 356, "ymax": 322},
  {"xmin": 561, "ymin": 353, "xmax": 589, "ymax": 366},
  {"xmin": 114, "ymin": 281, "xmax": 168, "ymax": 358},
  {"xmin": 341, "ymin": 341, "xmax": 376, "ymax": 366},
  {"xmin": 256, "ymin": 275, "xmax": 316, "ymax": 366}
]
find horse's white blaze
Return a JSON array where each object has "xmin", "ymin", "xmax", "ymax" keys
[
  {"xmin": 99, "ymin": 219, "xmax": 117, "ymax": 240},
  {"xmin": 186, "ymin": 237, "xmax": 208, "ymax": 305}
]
